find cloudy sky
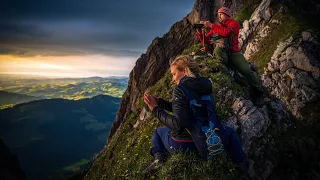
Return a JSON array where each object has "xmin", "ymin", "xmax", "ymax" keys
[{"xmin": 0, "ymin": 0, "xmax": 195, "ymax": 78}]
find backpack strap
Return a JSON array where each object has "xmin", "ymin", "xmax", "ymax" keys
[{"xmin": 179, "ymin": 81, "xmax": 213, "ymax": 104}]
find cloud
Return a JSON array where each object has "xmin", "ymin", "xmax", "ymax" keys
[{"xmin": 1, "ymin": 0, "xmax": 194, "ymax": 58}]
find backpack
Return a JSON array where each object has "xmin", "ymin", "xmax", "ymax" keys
[
  {"xmin": 178, "ymin": 83, "xmax": 225, "ymax": 160},
  {"xmin": 209, "ymin": 26, "xmax": 234, "ymax": 52}
]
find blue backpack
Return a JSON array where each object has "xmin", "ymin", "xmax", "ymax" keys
[{"xmin": 179, "ymin": 83, "xmax": 225, "ymax": 160}]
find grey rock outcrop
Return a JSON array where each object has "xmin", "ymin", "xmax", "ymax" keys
[
  {"xmin": 262, "ymin": 31, "xmax": 320, "ymax": 119},
  {"xmin": 239, "ymin": 0, "xmax": 273, "ymax": 58}
]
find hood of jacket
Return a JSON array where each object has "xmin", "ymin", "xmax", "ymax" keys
[{"xmin": 179, "ymin": 76, "xmax": 212, "ymax": 95}]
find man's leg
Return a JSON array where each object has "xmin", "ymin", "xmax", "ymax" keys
[
  {"xmin": 213, "ymin": 46, "xmax": 229, "ymax": 65},
  {"xmin": 230, "ymin": 52, "xmax": 264, "ymax": 95}
]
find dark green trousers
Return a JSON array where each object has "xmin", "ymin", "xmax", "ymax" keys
[{"xmin": 214, "ymin": 46, "xmax": 263, "ymax": 94}]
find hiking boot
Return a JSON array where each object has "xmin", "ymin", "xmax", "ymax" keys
[
  {"xmin": 142, "ymin": 152, "xmax": 166, "ymax": 174},
  {"xmin": 235, "ymin": 163, "xmax": 249, "ymax": 180}
]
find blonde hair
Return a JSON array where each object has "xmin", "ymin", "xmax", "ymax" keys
[{"xmin": 170, "ymin": 55, "xmax": 200, "ymax": 78}]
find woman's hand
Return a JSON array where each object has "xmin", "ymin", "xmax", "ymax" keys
[
  {"xmin": 200, "ymin": 20, "xmax": 212, "ymax": 28},
  {"xmin": 143, "ymin": 92, "xmax": 159, "ymax": 111}
]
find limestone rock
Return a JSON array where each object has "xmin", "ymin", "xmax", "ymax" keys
[
  {"xmin": 231, "ymin": 98, "xmax": 270, "ymax": 153},
  {"xmin": 139, "ymin": 107, "xmax": 150, "ymax": 121},
  {"xmin": 279, "ymin": 60, "xmax": 294, "ymax": 73},
  {"xmin": 239, "ymin": 0, "xmax": 273, "ymax": 54},
  {"xmin": 262, "ymin": 32, "xmax": 320, "ymax": 120}
]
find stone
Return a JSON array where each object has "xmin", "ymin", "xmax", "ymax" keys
[
  {"xmin": 232, "ymin": 99, "xmax": 270, "ymax": 153},
  {"xmin": 259, "ymin": 26, "xmax": 270, "ymax": 38},
  {"xmin": 267, "ymin": 99, "xmax": 291, "ymax": 125},
  {"xmin": 139, "ymin": 107, "xmax": 150, "ymax": 121},
  {"xmin": 262, "ymin": 76, "xmax": 273, "ymax": 87},
  {"xmin": 239, "ymin": 105, "xmax": 270, "ymax": 153},
  {"xmin": 286, "ymin": 68, "xmax": 299, "ymax": 79},
  {"xmin": 271, "ymin": 19, "xmax": 280, "ymax": 24},
  {"xmin": 312, "ymin": 68, "xmax": 320, "ymax": 79},
  {"xmin": 279, "ymin": 60, "xmax": 294, "ymax": 73},
  {"xmin": 271, "ymin": 36, "xmax": 294, "ymax": 61},
  {"xmin": 295, "ymin": 71, "xmax": 316, "ymax": 86},
  {"xmin": 272, "ymin": 73, "xmax": 281, "ymax": 81},
  {"xmin": 267, "ymin": 63, "xmax": 275, "ymax": 71},
  {"xmin": 301, "ymin": 85, "xmax": 318, "ymax": 102},
  {"xmin": 302, "ymin": 31, "xmax": 312, "ymax": 41},
  {"xmin": 225, "ymin": 115, "xmax": 239, "ymax": 131},
  {"xmin": 232, "ymin": 98, "xmax": 254, "ymax": 114},
  {"xmin": 291, "ymin": 54, "xmax": 315, "ymax": 72},
  {"xmin": 285, "ymin": 47, "xmax": 294, "ymax": 56},
  {"xmin": 133, "ymin": 120, "xmax": 139, "ymax": 129},
  {"xmin": 243, "ymin": 20, "xmax": 250, "ymax": 31},
  {"xmin": 278, "ymin": 80, "xmax": 290, "ymax": 97}
]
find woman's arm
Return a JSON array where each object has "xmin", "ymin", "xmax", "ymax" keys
[
  {"xmin": 158, "ymin": 98, "xmax": 173, "ymax": 112},
  {"xmin": 152, "ymin": 87, "xmax": 190, "ymax": 131}
]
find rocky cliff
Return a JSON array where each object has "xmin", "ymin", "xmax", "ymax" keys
[{"xmin": 84, "ymin": 0, "xmax": 320, "ymax": 179}]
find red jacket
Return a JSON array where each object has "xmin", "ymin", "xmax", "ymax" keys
[{"xmin": 197, "ymin": 19, "xmax": 240, "ymax": 52}]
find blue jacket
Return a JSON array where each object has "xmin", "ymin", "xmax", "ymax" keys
[{"xmin": 152, "ymin": 76, "xmax": 213, "ymax": 140}]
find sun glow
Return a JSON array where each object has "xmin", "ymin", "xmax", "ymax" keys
[{"xmin": 0, "ymin": 54, "xmax": 135, "ymax": 78}]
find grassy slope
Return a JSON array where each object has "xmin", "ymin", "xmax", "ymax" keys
[{"xmin": 84, "ymin": 45, "xmax": 245, "ymax": 180}]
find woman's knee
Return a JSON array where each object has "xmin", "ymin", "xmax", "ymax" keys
[
  {"xmin": 153, "ymin": 127, "xmax": 169, "ymax": 141},
  {"xmin": 152, "ymin": 128, "xmax": 160, "ymax": 142}
]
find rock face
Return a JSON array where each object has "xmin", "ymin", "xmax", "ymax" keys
[
  {"xmin": 108, "ymin": 0, "xmax": 244, "ymax": 142},
  {"xmin": 225, "ymin": 97, "xmax": 291, "ymax": 179},
  {"xmin": 261, "ymin": 31, "xmax": 320, "ymax": 119},
  {"xmin": 239, "ymin": 0, "xmax": 273, "ymax": 58}
]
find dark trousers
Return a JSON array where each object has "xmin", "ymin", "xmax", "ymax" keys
[
  {"xmin": 223, "ymin": 126, "xmax": 248, "ymax": 164},
  {"xmin": 150, "ymin": 127, "xmax": 197, "ymax": 156},
  {"xmin": 214, "ymin": 46, "xmax": 263, "ymax": 94},
  {"xmin": 151, "ymin": 127, "xmax": 247, "ymax": 165}
]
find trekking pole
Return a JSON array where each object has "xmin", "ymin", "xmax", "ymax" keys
[{"xmin": 202, "ymin": 28, "xmax": 205, "ymax": 50}]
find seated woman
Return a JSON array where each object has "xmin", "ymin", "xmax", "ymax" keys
[{"xmin": 143, "ymin": 55, "xmax": 248, "ymax": 179}]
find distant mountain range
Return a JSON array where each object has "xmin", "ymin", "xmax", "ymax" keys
[
  {"xmin": 0, "ymin": 76, "xmax": 128, "ymax": 109},
  {"xmin": 0, "ymin": 95, "xmax": 121, "ymax": 180}
]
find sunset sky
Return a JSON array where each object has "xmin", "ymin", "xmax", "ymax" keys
[{"xmin": 0, "ymin": 0, "xmax": 194, "ymax": 78}]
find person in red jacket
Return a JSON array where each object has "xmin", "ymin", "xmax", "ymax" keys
[{"xmin": 197, "ymin": 7, "xmax": 264, "ymax": 97}]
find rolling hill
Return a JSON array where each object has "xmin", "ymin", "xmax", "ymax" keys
[{"xmin": 0, "ymin": 95, "xmax": 120, "ymax": 180}]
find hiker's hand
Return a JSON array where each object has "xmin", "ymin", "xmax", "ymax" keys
[
  {"xmin": 143, "ymin": 92, "xmax": 159, "ymax": 111},
  {"xmin": 200, "ymin": 21, "xmax": 212, "ymax": 28}
]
